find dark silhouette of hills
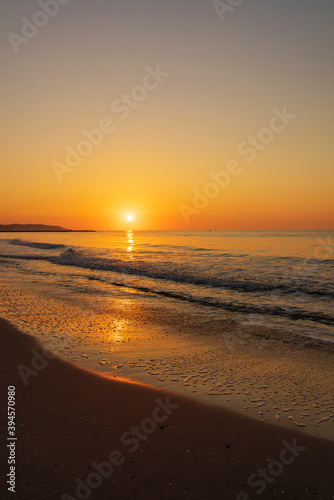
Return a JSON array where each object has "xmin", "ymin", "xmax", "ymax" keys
[{"xmin": 0, "ymin": 224, "xmax": 94, "ymax": 232}]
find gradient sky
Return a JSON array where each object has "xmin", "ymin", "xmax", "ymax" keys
[{"xmin": 1, "ymin": 0, "xmax": 333, "ymax": 230}]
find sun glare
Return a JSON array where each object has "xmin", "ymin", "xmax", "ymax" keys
[{"xmin": 126, "ymin": 215, "xmax": 133, "ymax": 222}]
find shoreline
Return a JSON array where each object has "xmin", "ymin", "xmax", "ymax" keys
[
  {"xmin": 1, "ymin": 280, "xmax": 333, "ymax": 442},
  {"xmin": 1, "ymin": 318, "xmax": 334, "ymax": 499}
]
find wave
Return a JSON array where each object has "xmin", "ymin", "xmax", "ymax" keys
[
  {"xmin": 8, "ymin": 239, "xmax": 65, "ymax": 250},
  {"xmin": 0, "ymin": 249, "xmax": 333, "ymax": 326},
  {"xmin": 5, "ymin": 238, "xmax": 333, "ymax": 264},
  {"xmin": 55, "ymin": 250, "xmax": 334, "ymax": 298},
  {"xmin": 83, "ymin": 274, "xmax": 334, "ymax": 326},
  {"xmin": 1, "ymin": 249, "xmax": 333, "ymax": 299}
]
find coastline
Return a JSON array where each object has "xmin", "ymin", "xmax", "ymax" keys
[
  {"xmin": 1, "ymin": 277, "xmax": 333, "ymax": 442},
  {"xmin": 1, "ymin": 318, "xmax": 334, "ymax": 499}
]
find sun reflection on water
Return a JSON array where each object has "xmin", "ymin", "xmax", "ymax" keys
[
  {"xmin": 108, "ymin": 319, "xmax": 127, "ymax": 342},
  {"xmin": 107, "ymin": 298, "xmax": 133, "ymax": 342},
  {"xmin": 126, "ymin": 230, "xmax": 134, "ymax": 257}
]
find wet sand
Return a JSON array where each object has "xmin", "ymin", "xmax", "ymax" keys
[
  {"xmin": 1, "ymin": 318, "xmax": 334, "ymax": 500},
  {"xmin": 1, "ymin": 282, "xmax": 334, "ymax": 443}
]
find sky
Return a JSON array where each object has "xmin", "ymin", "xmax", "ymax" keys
[{"xmin": 1, "ymin": 0, "xmax": 333, "ymax": 230}]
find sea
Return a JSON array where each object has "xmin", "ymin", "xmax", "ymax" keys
[
  {"xmin": 0, "ymin": 230, "xmax": 333, "ymax": 431},
  {"xmin": 0, "ymin": 230, "xmax": 333, "ymax": 340}
]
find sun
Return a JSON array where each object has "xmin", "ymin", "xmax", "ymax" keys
[{"xmin": 126, "ymin": 214, "xmax": 134, "ymax": 222}]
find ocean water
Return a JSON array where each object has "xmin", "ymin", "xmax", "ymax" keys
[
  {"xmin": 0, "ymin": 230, "xmax": 333, "ymax": 342},
  {"xmin": 1, "ymin": 230, "xmax": 334, "ymax": 435}
]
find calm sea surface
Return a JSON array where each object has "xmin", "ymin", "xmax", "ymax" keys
[
  {"xmin": 0, "ymin": 230, "xmax": 333, "ymax": 343},
  {"xmin": 1, "ymin": 230, "xmax": 334, "ymax": 435}
]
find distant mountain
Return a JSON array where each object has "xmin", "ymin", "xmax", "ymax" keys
[{"xmin": 0, "ymin": 224, "xmax": 71, "ymax": 232}]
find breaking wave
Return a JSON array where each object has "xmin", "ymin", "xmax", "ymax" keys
[{"xmin": 8, "ymin": 239, "xmax": 65, "ymax": 250}]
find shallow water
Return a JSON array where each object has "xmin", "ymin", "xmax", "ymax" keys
[
  {"xmin": 0, "ymin": 230, "xmax": 333, "ymax": 341},
  {"xmin": 0, "ymin": 230, "xmax": 333, "ymax": 438}
]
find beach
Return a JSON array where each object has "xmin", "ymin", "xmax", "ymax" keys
[
  {"xmin": 1, "ymin": 318, "xmax": 334, "ymax": 499},
  {"xmin": 0, "ymin": 231, "xmax": 333, "ymax": 499},
  {"xmin": 2, "ymin": 0, "xmax": 334, "ymax": 495},
  {"xmin": 0, "ymin": 231, "xmax": 334, "ymax": 441},
  {"xmin": 3, "ymin": 0, "xmax": 334, "ymax": 496}
]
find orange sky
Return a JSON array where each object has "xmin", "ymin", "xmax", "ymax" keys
[{"xmin": 1, "ymin": 1, "xmax": 333, "ymax": 230}]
